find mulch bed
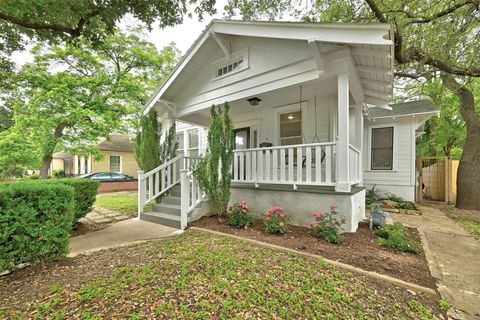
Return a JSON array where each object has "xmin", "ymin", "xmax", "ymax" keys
[{"xmin": 190, "ymin": 216, "xmax": 437, "ymax": 289}]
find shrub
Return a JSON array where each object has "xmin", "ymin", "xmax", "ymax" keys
[
  {"xmin": 45, "ymin": 179, "xmax": 100, "ymax": 223},
  {"xmin": 263, "ymin": 207, "xmax": 288, "ymax": 234},
  {"xmin": 0, "ymin": 181, "xmax": 75, "ymax": 272},
  {"xmin": 227, "ymin": 200, "xmax": 253, "ymax": 229},
  {"xmin": 375, "ymin": 222, "xmax": 422, "ymax": 254},
  {"xmin": 52, "ymin": 169, "xmax": 65, "ymax": 178},
  {"xmin": 366, "ymin": 185, "xmax": 382, "ymax": 206},
  {"xmin": 386, "ymin": 193, "xmax": 415, "ymax": 210},
  {"xmin": 308, "ymin": 205, "xmax": 346, "ymax": 244}
]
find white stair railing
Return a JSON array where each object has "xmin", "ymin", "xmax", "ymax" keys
[
  {"xmin": 180, "ymin": 158, "xmax": 205, "ymax": 229},
  {"xmin": 232, "ymin": 142, "xmax": 336, "ymax": 186},
  {"xmin": 137, "ymin": 154, "xmax": 183, "ymax": 217}
]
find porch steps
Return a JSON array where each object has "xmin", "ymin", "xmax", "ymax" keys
[{"xmin": 139, "ymin": 184, "xmax": 190, "ymax": 229}]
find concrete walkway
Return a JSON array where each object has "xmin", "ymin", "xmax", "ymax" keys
[
  {"xmin": 391, "ymin": 206, "xmax": 480, "ymax": 319},
  {"xmin": 69, "ymin": 219, "xmax": 180, "ymax": 257}
]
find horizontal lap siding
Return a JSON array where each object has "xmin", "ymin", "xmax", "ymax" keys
[{"xmin": 363, "ymin": 118, "xmax": 414, "ymax": 188}]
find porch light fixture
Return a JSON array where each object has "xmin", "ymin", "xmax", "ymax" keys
[
  {"xmin": 247, "ymin": 97, "xmax": 262, "ymax": 106},
  {"xmin": 287, "ymin": 114, "xmax": 295, "ymax": 120}
]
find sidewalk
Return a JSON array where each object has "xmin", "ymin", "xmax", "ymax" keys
[
  {"xmin": 391, "ymin": 206, "xmax": 480, "ymax": 319},
  {"xmin": 69, "ymin": 219, "xmax": 180, "ymax": 257}
]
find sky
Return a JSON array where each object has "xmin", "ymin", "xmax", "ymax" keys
[{"xmin": 12, "ymin": 0, "xmax": 231, "ymax": 67}]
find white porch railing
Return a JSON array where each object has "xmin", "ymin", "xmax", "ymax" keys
[
  {"xmin": 348, "ymin": 144, "xmax": 361, "ymax": 184},
  {"xmin": 232, "ymin": 142, "xmax": 336, "ymax": 186}
]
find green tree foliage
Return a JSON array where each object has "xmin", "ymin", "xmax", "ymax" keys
[
  {"xmin": 0, "ymin": 128, "xmax": 39, "ymax": 178},
  {"xmin": 414, "ymin": 79, "xmax": 477, "ymax": 159},
  {"xmin": 194, "ymin": 103, "xmax": 234, "ymax": 216},
  {"xmin": 7, "ymin": 28, "xmax": 179, "ymax": 178},
  {"xmin": 160, "ymin": 123, "xmax": 179, "ymax": 164},
  {"xmin": 0, "ymin": 0, "xmax": 215, "ymax": 72},
  {"xmin": 135, "ymin": 109, "xmax": 161, "ymax": 173},
  {"xmin": 226, "ymin": 0, "xmax": 480, "ymax": 209}
]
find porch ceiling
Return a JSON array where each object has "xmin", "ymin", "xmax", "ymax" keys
[{"xmin": 177, "ymin": 77, "xmax": 339, "ymax": 126}]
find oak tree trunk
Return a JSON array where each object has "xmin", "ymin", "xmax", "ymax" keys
[
  {"xmin": 442, "ymin": 74, "xmax": 480, "ymax": 210},
  {"xmin": 39, "ymin": 122, "xmax": 67, "ymax": 179}
]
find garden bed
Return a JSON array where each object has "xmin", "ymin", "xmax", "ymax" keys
[
  {"xmin": 190, "ymin": 216, "xmax": 437, "ymax": 289},
  {"xmin": 0, "ymin": 231, "xmax": 443, "ymax": 319}
]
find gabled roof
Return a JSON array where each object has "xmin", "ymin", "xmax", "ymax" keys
[
  {"xmin": 145, "ymin": 19, "xmax": 394, "ymax": 113},
  {"xmin": 367, "ymin": 98, "xmax": 439, "ymax": 119},
  {"xmin": 98, "ymin": 134, "xmax": 135, "ymax": 152}
]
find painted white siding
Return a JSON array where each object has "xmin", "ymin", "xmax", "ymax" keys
[{"xmin": 363, "ymin": 117, "xmax": 416, "ymax": 201}]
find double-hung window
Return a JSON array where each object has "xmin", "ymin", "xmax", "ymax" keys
[
  {"xmin": 109, "ymin": 155, "xmax": 121, "ymax": 173},
  {"xmin": 371, "ymin": 127, "xmax": 394, "ymax": 170},
  {"xmin": 187, "ymin": 129, "xmax": 199, "ymax": 157},
  {"xmin": 279, "ymin": 111, "xmax": 302, "ymax": 146}
]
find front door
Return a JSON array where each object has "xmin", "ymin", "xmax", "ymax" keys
[
  {"xmin": 233, "ymin": 127, "xmax": 250, "ymax": 180},
  {"xmin": 234, "ymin": 127, "xmax": 250, "ymax": 150}
]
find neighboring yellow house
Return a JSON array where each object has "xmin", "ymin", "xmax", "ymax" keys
[{"xmin": 51, "ymin": 135, "xmax": 140, "ymax": 178}]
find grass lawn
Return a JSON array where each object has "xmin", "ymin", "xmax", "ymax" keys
[
  {"xmin": 0, "ymin": 231, "xmax": 442, "ymax": 319},
  {"xmin": 95, "ymin": 193, "xmax": 140, "ymax": 217}
]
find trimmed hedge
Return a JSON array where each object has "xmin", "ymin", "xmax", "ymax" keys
[
  {"xmin": 0, "ymin": 182, "xmax": 75, "ymax": 272},
  {"xmin": 48, "ymin": 179, "xmax": 99, "ymax": 223}
]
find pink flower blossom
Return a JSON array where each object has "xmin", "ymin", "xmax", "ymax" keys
[
  {"xmin": 227, "ymin": 202, "xmax": 233, "ymax": 209},
  {"xmin": 265, "ymin": 217, "xmax": 270, "ymax": 221},
  {"xmin": 239, "ymin": 200, "xmax": 246, "ymax": 205},
  {"xmin": 279, "ymin": 213, "xmax": 285, "ymax": 218},
  {"xmin": 330, "ymin": 204, "xmax": 337, "ymax": 210},
  {"xmin": 279, "ymin": 222, "xmax": 285, "ymax": 227},
  {"xmin": 335, "ymin": 218, "xmax": 341, "ymax": 225},
  {"xmin": 310, "ymin": 221, "xmax": 318, "ymax": 226},
  {"xmin": 244, "ymin": 225, "xmax": 249, "ymax": 230},
  {"xmin": 265, "ymin": 211, "xmax": 271, "ymax": 216}
]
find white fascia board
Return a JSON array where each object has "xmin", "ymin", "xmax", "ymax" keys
[
  {"xmin": 212, "ymin": 21, "xmax": 392, "ymax": 46},
  {"xmin": 143, "ymin": 22, "xmax": 215, "ymax": 114},
  {"xmin": 369, "ymin": 110, "xmax": 440, "ymax": 120}
]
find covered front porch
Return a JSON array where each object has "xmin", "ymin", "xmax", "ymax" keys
[{"xmin": 176, "ymin": 73, "xmax": 365, "ymax": 193}]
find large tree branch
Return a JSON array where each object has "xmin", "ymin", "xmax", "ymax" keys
[
  {"xmin": 0, "ymin": 9, "xmax": 100, "ymax": 37},
  {"xmin": 405, "ymin": 0, "xmax": 477, "ymax": 25}
]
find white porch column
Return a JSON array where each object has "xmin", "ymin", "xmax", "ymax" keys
[
  {"xmin": 355, "ymin": 104, "xmax": 364, "ymax": 186},
  {"xmin": 336, "ymin": 73, "xmax": 351, "ymax": 192},
  {"xmin": 79, "ymin": 156, "xmax": 86, "ymax": 174}
]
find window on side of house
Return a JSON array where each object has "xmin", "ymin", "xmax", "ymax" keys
[
  {"xmin": 187, "ymin": 129, "xmax": 199, "ymax": 157},
  {"xmin": 279, "ymin": 110, "xmax": 302, "ymax": 146},
  {"xmin": 109, "ymin": 155, "xmax": 121, "ymax": 173},
  {"xmin": 371, "ymin": 127, "xmax": 394, "ymax": 170},
  {"xmin": 176, "ymin": 133, "xmax": 184, "ymax": 155}
]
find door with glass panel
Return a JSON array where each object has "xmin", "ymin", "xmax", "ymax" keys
[{"xmin": 233, "ymin": 127, "xmax": 250, "ymax": 180}]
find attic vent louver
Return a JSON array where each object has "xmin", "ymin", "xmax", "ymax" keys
[{"xmin": 217, "ymin": 58, "xmax": 244, "ymax": 78}]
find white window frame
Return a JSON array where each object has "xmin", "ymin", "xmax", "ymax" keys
[
  {"xmin": 176, "ymin": 127, "xmax": 202, "ymax": 157},
  {"xmin": 273, "ymin": 103, "xmax": 307, "ymax": 146},
  {"xmin": 109, "ymin": 155, "xmax": 122, "ymax": 173},
  {"xmin": 367, "ymin": 124, "xmax": 397, "ymax": 172},
  {"xmin": 187, "ymin": 128, "xmax": 200, "ymax": 157},
  {"xmin": 212, "ymin": 47, "xmax": 250, "ymax": 81}
]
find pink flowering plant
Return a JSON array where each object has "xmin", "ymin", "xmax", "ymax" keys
[
  {"xmin": 263, "ymin": 206, "xmax": 288, "ymax": 234},
  {"xmin": 227, "ymin": 200, "xmax": 253, "ymax": 229},
  {"xmin": 308, "ymin": 205, "xmax": 346, "ymax": 244}
]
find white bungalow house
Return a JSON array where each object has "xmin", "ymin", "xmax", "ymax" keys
[{"xmin": 137, "ymin": 20, "xmax": 438, "ymax": 231}]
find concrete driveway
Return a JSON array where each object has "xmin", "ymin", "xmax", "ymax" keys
[
  {"xmin": 392, "ymin": 206, "xmax": 480, "ymax": 319},
  {"xmin": 69, "ymin": 219, "xmax": 180, "ymax": 257}
]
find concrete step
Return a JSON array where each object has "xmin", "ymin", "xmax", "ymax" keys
[
  {"xmin": 169, "ymin": 189, "xmax": 181, "ymax": 197},
  {"xmin": 140, "ymin": 211, "xmax": 181, "ymax": 229},
  {"xmin": 152, "ymin": 203, "xmax": 181, "ymax": 215},
  {"xmin": 162, "ymin": 196, "xmax": 181, "ymax": 206}
]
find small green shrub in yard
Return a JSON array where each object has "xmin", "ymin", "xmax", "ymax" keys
[
  {"xmin": 366, "ymin": 185, "xmax": 382, "ymax": 206},
  {"xmin": 308, "ymin": 205, "xmax": 346, "ymax": 244},
  {"xmin": 263, "ymin": 206, "xmax": 288, "ymax": 234},
  {"xmin": 0, "ymin": 182, "xmax": 75, "ymax": 272},
  {"xmin": 386, "ymin": 193, "xmax": 416, "ymax": 210},
  {"xmin": 375, "ymin": 222, "xmax": 422, "ymax": 254},
  {"xmin": 53, "ymin": 179, "xmax": 99, "ymax": 223},
  {"xmin": 227, "ymin": 200, "xmax": 253, "ymax": 229}
]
